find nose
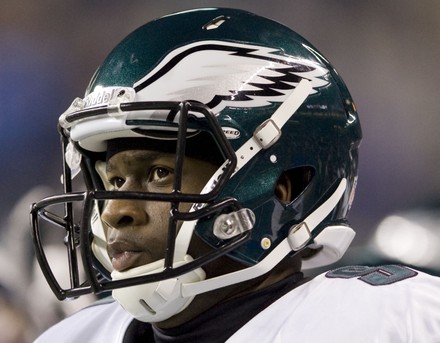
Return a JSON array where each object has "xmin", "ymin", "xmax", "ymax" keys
[{"xmin": 101, "ymin": 198, "xmax": 148, "ymax": 229}]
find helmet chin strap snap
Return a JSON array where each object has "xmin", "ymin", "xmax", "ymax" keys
[{"xmin": 213, "ymin": 208, "xmax": 256, "ymax": 240}]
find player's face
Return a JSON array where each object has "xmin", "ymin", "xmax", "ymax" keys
[{"xmin": 100, "ymin": 149, "xmax": 218, "ymax": 272}]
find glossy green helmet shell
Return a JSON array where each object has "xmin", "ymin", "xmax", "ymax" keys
[{"xmin": 83, "ymin": 7, "xmax": 361, "ymax": 265}]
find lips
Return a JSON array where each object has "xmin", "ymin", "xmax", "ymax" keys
[{"xmin": 107, "ymin": 240, "xmax": 151, "ymax": 272}]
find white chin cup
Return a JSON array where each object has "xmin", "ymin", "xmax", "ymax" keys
[{"xmin": 111, "ymin": 255, "xmax": 206, "ymax": 323}]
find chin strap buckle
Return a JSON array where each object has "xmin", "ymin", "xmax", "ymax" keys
[
  {"xmin": 288, "ymin": 222, "xmax": 312, "ymax": 251},
  {"xmin": 254, "ymin": 118, "xmax": 282, "ymax": 149}
]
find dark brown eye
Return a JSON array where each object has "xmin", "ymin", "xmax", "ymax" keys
[
  {"xmin": 110, "ymin": 177, "xmax": 125, "ymax": 189},
  {"xmin": 150, "ymin": 167, "xmax": 171, "ymax": 182}
]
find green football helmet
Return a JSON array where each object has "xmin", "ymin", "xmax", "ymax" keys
[{"xmin": 31, "ymin": 8, "xmax": 361, "ymax": 322}]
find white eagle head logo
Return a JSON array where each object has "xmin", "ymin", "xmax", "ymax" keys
[{"xmin": 133, "ymin": 40, "xmax": 329, "ymax": 114}]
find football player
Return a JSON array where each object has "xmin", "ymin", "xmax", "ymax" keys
[{"xmin": 31, "ymin": 8, "xmax": 440, "ymax": 342}]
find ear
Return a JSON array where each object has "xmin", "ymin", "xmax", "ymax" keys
[
  {"xmin": 275, "ymin": 173, "xmax": 292, "ymax": 203},
  {"xmin": 275, "ymin": 167, "xmax": 315, "ymax": 204}
]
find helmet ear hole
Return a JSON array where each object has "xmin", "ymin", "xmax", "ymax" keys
[{"xmin": 275, "ymin": 166, "xmax": 315, "ymax": 203}]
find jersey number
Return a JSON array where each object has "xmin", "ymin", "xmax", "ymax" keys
[{"xmin": 325, "ymin": 265, "xmax": 417, "ymax": 286}]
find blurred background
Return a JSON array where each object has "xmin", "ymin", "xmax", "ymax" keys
[{"xmin": 1, "ymin": 1, "xmax": 439, "ymax": 341}]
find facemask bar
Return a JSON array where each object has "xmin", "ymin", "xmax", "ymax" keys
[
  {"xmin": 31, "ymin": 100, "xmax": 251, "ymax": 300},
  {"xmin": 30, "ymin": 192, "xmax": 93, "ymax": 299}
]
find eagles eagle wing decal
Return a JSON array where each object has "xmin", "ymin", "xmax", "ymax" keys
[{"xmin": 134, "ymin": 40, "xmax": 329, "ymax": 114}]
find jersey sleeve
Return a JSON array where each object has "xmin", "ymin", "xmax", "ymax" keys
[{"xmin": 227, "ymin": 265, "xmax": 440, "ymax": 343}]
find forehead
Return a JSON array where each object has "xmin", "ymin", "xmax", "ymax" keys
[{"xmin": 106, "ymin": 150, "xmax": 172, "ymax": 170}]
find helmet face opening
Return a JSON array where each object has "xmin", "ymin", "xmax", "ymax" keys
[
  {"xmin": 31, "ymin": 100, "xmax": 244, "ymax": 299},
  {"xmin": 31, "ymin": 8, "xmax": 361, "ymax": 321}
]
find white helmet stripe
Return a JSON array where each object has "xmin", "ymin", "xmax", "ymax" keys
[{"xmin": 182, "ymin": 178, "xmax": 348, "ymax": 297}]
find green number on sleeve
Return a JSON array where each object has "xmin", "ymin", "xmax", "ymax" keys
[{"xmin": 326, "ymin": 265, "xmax": 417, "ymax": 285}]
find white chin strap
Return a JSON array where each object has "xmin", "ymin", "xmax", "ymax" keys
[
  {"xmin": 104, "ymin": 79, "xmax": 354, "ymax": 322},
  {"xmin": 111, "ymin": 256, "xmax": 206, "ymax": 323},
  {"xmin": 180, "ymin": 177, "xmax": 352, "ymax": 298}
]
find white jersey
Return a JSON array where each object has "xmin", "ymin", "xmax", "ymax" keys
[
  {"xmin": 228, "ymin": 265, "xmax": 440, "ymax": 342},
  {"xmin": 35, "ymin": 266, "xmax": 440, "ymax": 342}
]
